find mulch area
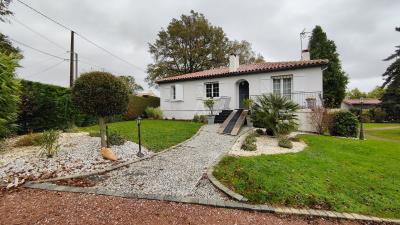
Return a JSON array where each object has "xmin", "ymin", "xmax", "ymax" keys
[{"xmin": 0, "ymin": 188, "xmax": 383, "ymax": 225}]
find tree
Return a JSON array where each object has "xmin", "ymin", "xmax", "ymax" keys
[
  {"xmin": 72, "ymin": 72, "xmax": 129, "ymax": 148},
  {"xmin": 367, "ymin": 86, "xmax": 385, "ymax": 99},
  {"xmin": 0, "ymin": 0, "xmax": 12, "ymax": 22},
  {"xmin": 251, "ymin": 94, "xmax": 300, "ymax": 136},
  {"xmin": 119, "ymin": 75, "xmax": 143, "ymax": 94},
  {"xmin": 146, "ymin": 10, "xmax": 263, "ymax": 85},
  {"xmin": 0, "ymin": 33, "xmax": 21, "ymax": 56},
  {"xmin": 346, "ymin": 88, "xmax": 367, "ymax": 99},
  {"xmin": 381, "ymin": 27, "xmax": 400, "ymax": 121},
  {"xmin": 309, "ymin": 25, "xmax": 348, "ymax": 108},
  {"xmin": 0, "ymin": 52, "xmax": 20, "ymax": 138}
]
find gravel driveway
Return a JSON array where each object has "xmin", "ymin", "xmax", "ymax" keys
[{"xmin": 91, "ymin": 124, "xmax": 245, "ymax": 199}]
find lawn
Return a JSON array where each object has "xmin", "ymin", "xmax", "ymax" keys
[
  {"xmin": 213, "ymin": 135, "xmax": 400, "ymax": 218},
  {"xmin": 366, "ymin": 128, "xmax": 400, "ymax": 141},
  {"xmin": 80, "ymin": 120, "xmax": 202, "ymax": 152},
  {"xmin": 364, "ymin": 123, "xmax": 400, "ymax": 129}
]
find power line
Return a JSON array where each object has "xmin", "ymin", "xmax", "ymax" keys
[
  {"xmin": 11, "ymin": 16, "xmax": 67, "ymax": 51},
  {"xmin": 16, "ymin": 0, "xmax": 146, "ymax": 72},
  {"xmin": 31, "ymin": 59, "xmax": 66, "ymax": 76},
  {"xmin": 9, "ymin": 37, "xmax": 68, "ymax": 60}
]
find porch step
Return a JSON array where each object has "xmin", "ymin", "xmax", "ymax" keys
[{"xmin": 214, "ymin": 110, "xmax": 233, "ymax": 123}]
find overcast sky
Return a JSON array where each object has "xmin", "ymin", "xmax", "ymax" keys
[{"xmin": 1, "ymin": 0, "xmax": 399, "ymax": 93}]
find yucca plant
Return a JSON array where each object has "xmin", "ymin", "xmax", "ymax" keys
[
  {"xmin": 39, "ymin": 129, "xmax": 61, "ymax": 158},
  {"xmin": 251, "ymin": 94, "xmax": 300, "ymax": 136}
]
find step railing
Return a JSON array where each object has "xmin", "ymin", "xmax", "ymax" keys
[{"xmin": 250, "ymin": 92, "xmax": 323, "ymax": 109}]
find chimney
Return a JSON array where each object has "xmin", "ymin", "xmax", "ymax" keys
[
  {"xmin": 229, "ymin": 54, "xmax": 240, "ymax": 72},
  {"xmin": 301, "ymin": 49, "xmax": 310, "ymax": 61}
]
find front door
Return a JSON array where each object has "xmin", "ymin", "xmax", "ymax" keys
[{"xmin": 238, "ymin": 80, "xmax": 249, "ymax": 108}]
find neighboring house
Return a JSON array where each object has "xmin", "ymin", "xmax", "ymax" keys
[
  {"xmin": 136, "ymin": 90, "xmax": 158, "ymax": 98},
  {"xmin": 156, "ymin": 53, "xmax": 328, "ymax": 132},
  {"xmin": 341, "ymin": 98, "xmax": 381, "ymax": 111}
]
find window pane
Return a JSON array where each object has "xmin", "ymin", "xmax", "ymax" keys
[
  {"xmin": 283, "ymin": 78, "xmax": 292, "ymax": 99},
  {"xmin": 172, "ymin": 86, "xmax": 176, "ymax": 99},
  {"xmin": 206, "ymin": 83, "xmax": 212, "ymax": 97},
  {"xmin": 273, "ymin": 79, "xmax": 281, "ymax": 95},
  {"xmin": 213, "ymin": 83, "xmax": 219, "ymax": 97}
]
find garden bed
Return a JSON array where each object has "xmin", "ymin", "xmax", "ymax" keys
[{"xmin": 0, "ymin": 132, "xmax": 152, "ymax": 184}]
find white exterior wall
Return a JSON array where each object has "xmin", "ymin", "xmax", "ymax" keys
[{"xmin": 159, "ymin": 67, "xmax": 323, "ymax": 131}]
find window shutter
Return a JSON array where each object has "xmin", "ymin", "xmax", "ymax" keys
[
  {"xmin": 175, "ymin": 84, "xmax": 184, "ymax": 101},
  {"xmin": 162, "ymin": 86, "xmax": 170, "ymax": 101},
  {"xmin": 196, "ymin": 84, "xmax": 203, "ymax": 99}
]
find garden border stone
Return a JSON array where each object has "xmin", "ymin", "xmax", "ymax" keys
[
  {"xmin": 23, "ymin": 182, "xmax": 400, "ymax": 224},
  {"xmin": 31, "ymin": 125, "xmax": 205, "ymax": 184}
]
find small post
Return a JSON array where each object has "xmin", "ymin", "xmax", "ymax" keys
[
  {"xmin": 75, "ymin": 52, "xmax": 78, "ymax": 80},
  {"xmin": 69, "ymin": 31, "xmax": 75, "ymax": 87},
  {"xmin": 359, "ymin": 97, "xmax": 364, "ymax": 140},
  {"xmin": 106, "ymin": 125, "xmax": 110, "ymax": 148},
  {"xmin": 136, "ymin": 116, "xmax": 144, "ymax": 157}
]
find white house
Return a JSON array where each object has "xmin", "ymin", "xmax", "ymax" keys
[{"xmin": 156, "ymin": 53, "xmax": 328, "ymax": 132}]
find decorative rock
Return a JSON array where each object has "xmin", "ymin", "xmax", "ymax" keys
[{"xmin": 101, "ymin": 147, "xmax": 118, "ymax": 161}]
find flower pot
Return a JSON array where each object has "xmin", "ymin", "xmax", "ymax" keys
[
  {"xmin": 207, "ymin": 115, "xmax": 215, "ymax": 125},
  {"xmin": 101, "ymin": 147, "xmax": 118, "ymax": 161},
  {"xmin": 246, "ymin": 115, "xmax": 253, "ymax": 127}
]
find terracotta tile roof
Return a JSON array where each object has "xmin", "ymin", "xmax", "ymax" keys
[
  {"xmin": 155, "ymin": 59, "xmax": 329, "ymax": 83},
  {"xmin": 343, "ymin": 98, "xmax": 381, "ymax": 105}
]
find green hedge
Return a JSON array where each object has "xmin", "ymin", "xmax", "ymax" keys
[
  {"xmin": 329, "ymin": 111, "xmax": 359, "ymax": 137},
  {"xmin": 17, "ymin": 80, "xmax": 96, "ymax": 133},
  {"xmin": 124, "ymin": 95, "xmax": 160, "ymax": 120}
]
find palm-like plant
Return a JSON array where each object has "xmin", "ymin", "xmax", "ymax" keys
[{"xmin": 251, "ymin": 94, "xmax": 300, "ymax": 136}]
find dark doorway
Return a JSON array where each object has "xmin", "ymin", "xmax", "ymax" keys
[{"xmin": 238, "ymin": 80, "xmax": 249, "ymax": 108}]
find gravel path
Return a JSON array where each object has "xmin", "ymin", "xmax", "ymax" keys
[
  {"xmin": 91, "ymin": 125, "xmax": 245, "ymax": 199},
  {"xmin": 1, "ymin": 189, "xmax": 364, "ymax": 225},
  {"xmin": 0, "ymin": 133, "xmax": 152, "ymax": 182}
]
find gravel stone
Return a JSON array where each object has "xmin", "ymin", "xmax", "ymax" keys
[
  {"xmin": 91, "ymin": 125, "xmax": 248, "ymax": 199},
  {"xmin": 0, "ymin": 133, "xmax": 152, "ymax": 182}
]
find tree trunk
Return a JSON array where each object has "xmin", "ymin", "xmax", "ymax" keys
[{"xmin": 99, "ymin": 117, "xmax": 107, "ymax": 148}]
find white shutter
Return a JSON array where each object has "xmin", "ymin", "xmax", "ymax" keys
[
  {"xmin": 196, "ymin": 83, "xmax": 204, "ymax": 99},
  {"xmin": 175, "ymin": 84, "xmax": 184, "ymax": 101},
  {"xmin": 163, "ymin": 86, "xmax": 170, "ymax": 102}
]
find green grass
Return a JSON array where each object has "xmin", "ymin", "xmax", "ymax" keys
[
  {"xmin": 364, "ymin": 123, "xmax": 400, "ymax": 129},
  {"xmin": 80, "ymin": 120, "xmax": 202, "ymax": 152},
  {"xmin": 366, "ymin": 128, "xmax": 400, "ymax": 141},
  {"xmin": 213, "ymin": 135, "xmax": 400, "ymax": 218}
]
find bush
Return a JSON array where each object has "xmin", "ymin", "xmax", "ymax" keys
[
  {"xmin": 369, "ymin": 108, "xmax": 386, "ymax": 123},
  {"xmin": 39, "ymin": 129, "xmax": 60, "ymax": 158},
  {"xmin": 309, "ymin": 107, "xmax": 332, "ymax": 134},
  {"xmin": 72, "ymin": 71, "xmax": 129, "ymax": 148},
  {"xmin": 255, "ymin": 128, "xmax": 264, "ymax": 135},
  {"xmin": 251, "ymin": 94, "xmax": 300, "ymax": 136},
  {"xmin": 203, "ymin": 99, "xmax": 215, "ymax": 115},
  {"xmin": 0, "ymin": 52, "xmax": 20, "ymax": 138},
  {"xmin": 193, "ymin": 114, "xmax": 207, "ymax": 123},
  {"xmin": 145, "ymin": 107, "xmax": 163, "ymax": 119},
  {"xmin": 124, "ymin": 95, "xmax": 160, "ymax": 120},
  {"xmin": 17, "ymin": 80, "xmax": 97, "ymax": 133},
  {"xmin": 329, "ymin": 111, "xmax": 359, "ymax": 137},
  {"xmin": 14, "ymin": 133, "xmax": 42, "ymax": 147},
  {"xmin": 289, "ymin": 135, "xmax": 301, "ymax": 142},
  {"xmin": 241, "ymin": 132, "xmax": 259, "ymax": 151},
  {"xmin": 107, "ymin": 130, "xmax": 125, "ymax": 146},
  {"xmin": 278, "ymin": 136, "xmax": 293, "ymax": 149}
]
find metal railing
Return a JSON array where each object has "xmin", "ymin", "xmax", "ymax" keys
[{"xmin": 250, "ymin": 91, "xmax": 323, "ymax": 109}]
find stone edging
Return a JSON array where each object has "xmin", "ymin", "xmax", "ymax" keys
[
  {"xmin": 33, "ymin": 125, "xmax": 206, "ymax": 184},
  {"xmin": 205, "ymin": 128, "xmax": 399, "ymax": 224},
  {"xmin": 23, "ymin": 182, "xmax": 400, "ymax": 224}
]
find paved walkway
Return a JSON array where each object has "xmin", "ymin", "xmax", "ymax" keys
[{"xmin": 90, "ymin": 125, "xmax": 246, "ymax": 199}]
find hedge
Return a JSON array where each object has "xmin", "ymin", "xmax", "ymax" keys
[
  {"xmin": 17, "ymin": 80, "xmax": 96, "ymax": 133},
  {"xmin": 329, "ymin": 111, "xmax": 359, "ymax": 137},
  {"xmin": 124, "ymin": 95, "xmax": 160, "ymax": 120}
]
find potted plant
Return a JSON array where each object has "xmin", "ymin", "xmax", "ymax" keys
[
  {"xmin": 203, "ymin": 98, "xmax": 215, "ymax": 124},
  {"xmin": 243, "ymin": 98, "xmax": 254, "ymax": 127},
  {"xmin": 306, "ymin": 97, "xmax": 317, "ymax": 109}
]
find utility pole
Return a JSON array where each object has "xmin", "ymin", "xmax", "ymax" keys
[
  {"xmin": 69, "ymin": 31, "xmax": 75, "ymax": 87},
  {"xmin": 75, "ymin": 52, "xmax": 78, "ymax": 80}
]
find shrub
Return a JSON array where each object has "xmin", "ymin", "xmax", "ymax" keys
[
  {"xmin": 14, "ymin": 133, "xmax": 42, "ymax": 147},
  {"xmin": 17, "ymin": 80, "xmax": 97, "ymax": 133},
  {"xmin": 203, "ymin": 99, "xmax": 215, "ymax": 115},
  {"xmin": 255, "ymin": 128, "xmax": 264, "ymax": 135},
  {"xmin": 289, "ymin": 135, "xmax": 301, "ymax": 142},
  {"xmin": 251, "ymin": 94, "xmax": 300, "ymax": 136},
  {"xmin": 72, "ymin": 71, "xmax": 129, "ymax": 148},
  {"xmin": 241, "ymin": 132, "xmax": 259, "ymax": 151},
  {"xmin": 39, "ymin": 129, "xmax": 60, "ymax": 158},
  {"xmin": 243, "ymin": 98, "xmax": 253, "ymax": 110},
  {"xmin": 278, "ymin": 136, "xmax": 293, "ymax": 149},
  {"xmin": 0, "ymin": 52, "xmax": 20, "ymax": 138},
  {"xmin": 124, "ymin": 95, "xmax": 160, "ymax": 120},
  {"xmin": 145, "ymin": 107, "xmax": 163, "ymax": 119},
  {"xmin": 193, "ymin": 114, "xmax": 207, "ymax": 123},
  {"xmin": 309, "ymin": 106, "xmax": 332, "ymax": 134},
  {"xmin": 107, "ymin": 130, "xmax": 125, "ymax": 146},
  {"xmin": 329, "ymin": 111, "xmax": 359, "ymax": 137},
  {"xmin": 369, "ymin": 108, "xmax": 386, "ymax": 123}
]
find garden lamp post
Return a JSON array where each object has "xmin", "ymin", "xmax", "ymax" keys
[
  {"xmin": 359, "ymin": 97, "xmax": 365, "ymax": 140},
  {"xmin": 136, "ymin": 116, "xmax": 144, "ymax": 157}
]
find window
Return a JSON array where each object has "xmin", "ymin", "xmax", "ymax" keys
[
  {"xmin": 171, "ymin": 85, "xmax": 176, "ymax": 100},
  {"xmin": 206, "ymin": 82, "xmax": 219, "ymax": 98},
  {"xmin": 272, "ymin": 76, "xmax": 292, "ymax": 98}
]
